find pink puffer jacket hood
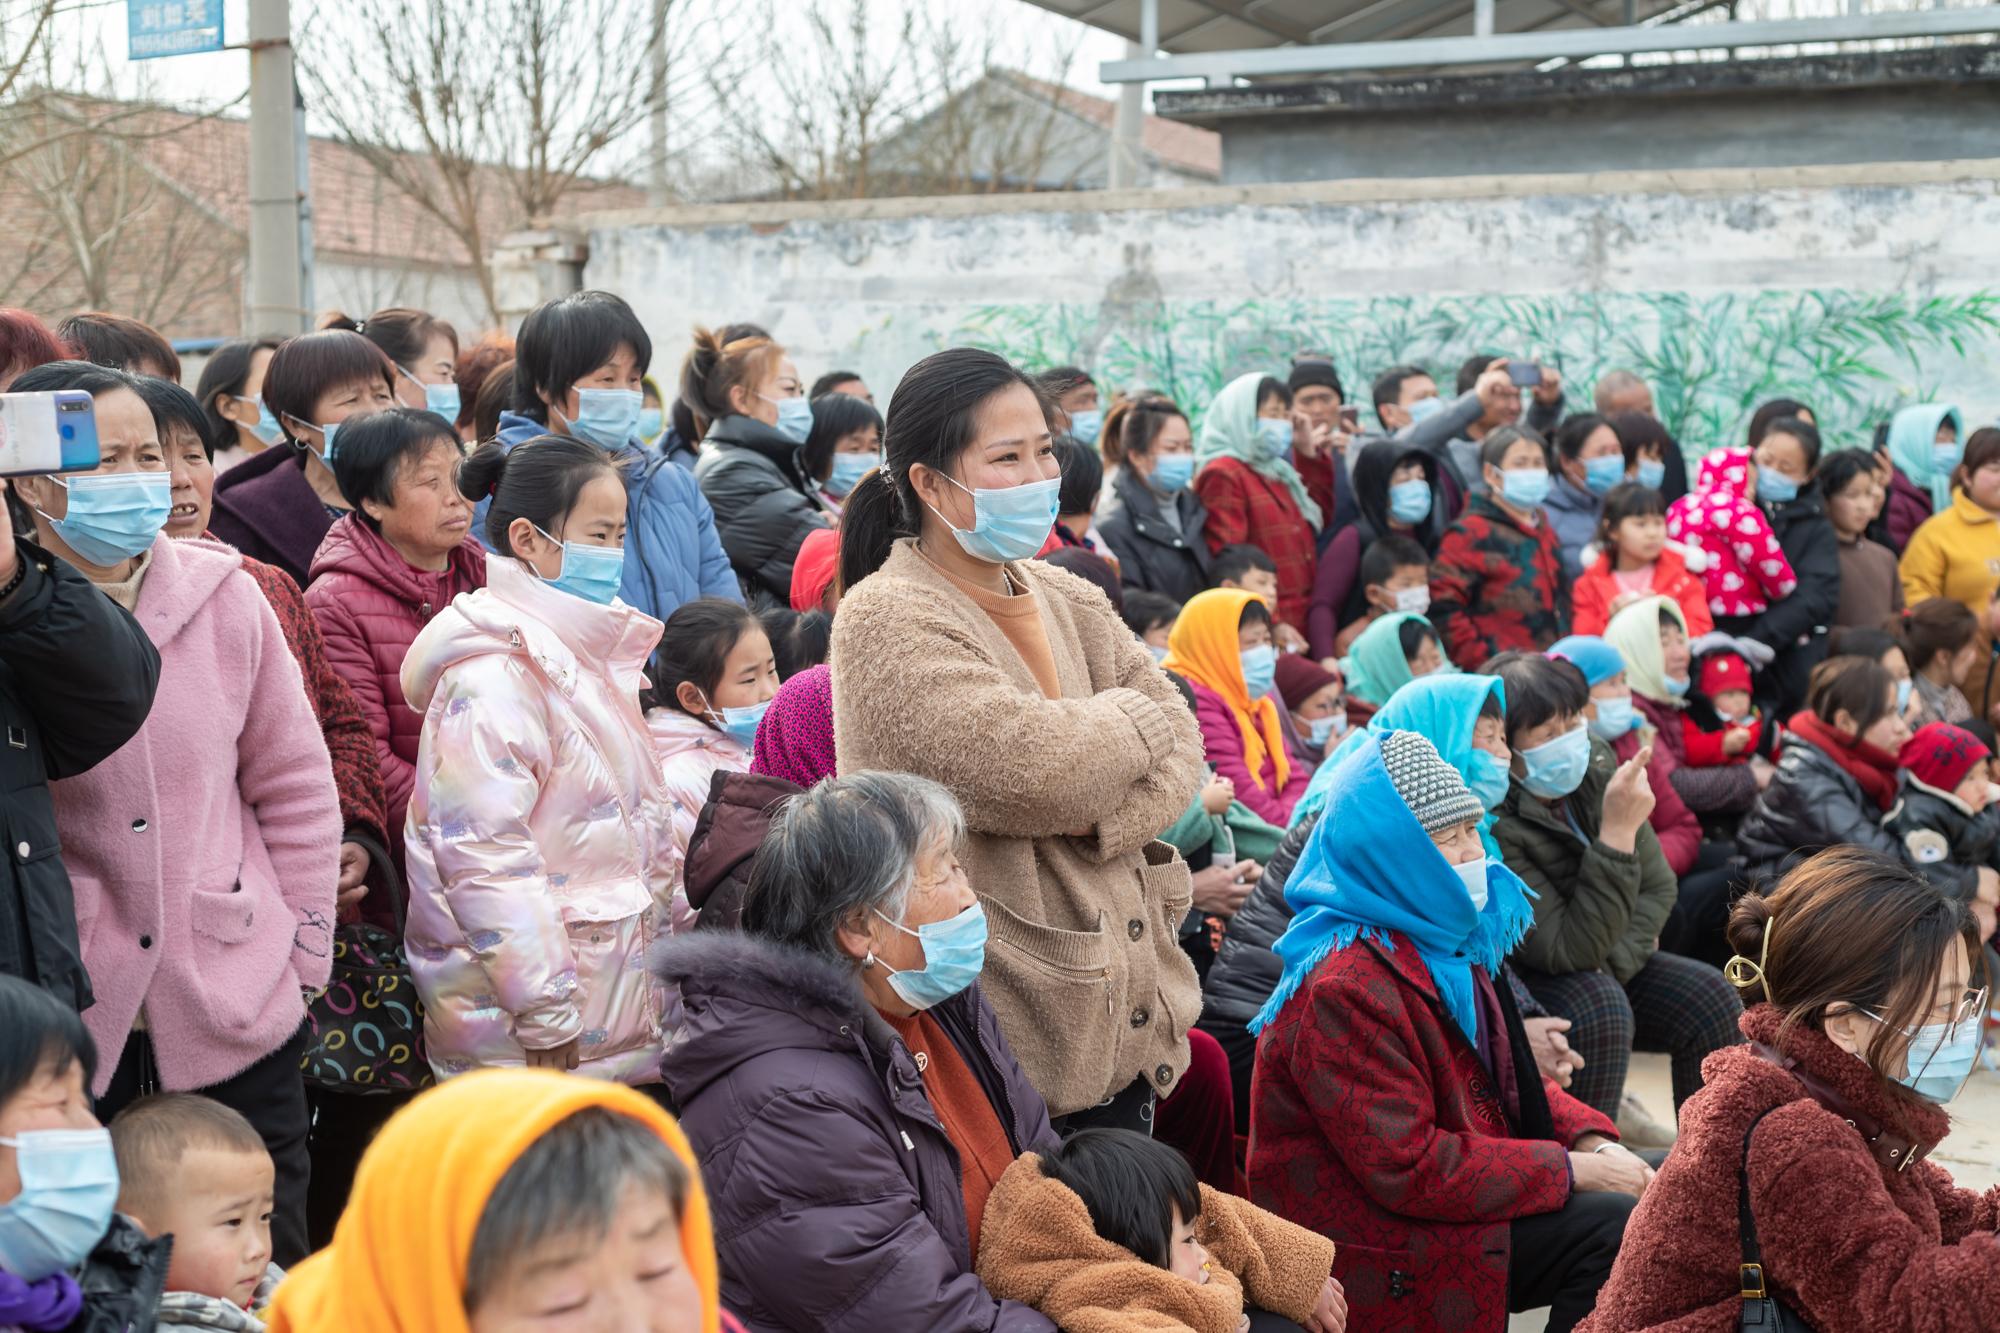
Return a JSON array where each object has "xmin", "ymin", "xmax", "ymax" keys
[{"xmin": 400, "ymin": 556, "xmax": 675, "ymax": 1084}]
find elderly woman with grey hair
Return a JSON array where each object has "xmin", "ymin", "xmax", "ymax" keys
[{"xmin": 654, "ymin": 770, "xmax": 1062, "ymax": 1332}]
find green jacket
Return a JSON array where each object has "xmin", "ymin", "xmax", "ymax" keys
[{"xmin": 1492, "ymin": 735, "xmax": 1676, "ymax": 983}]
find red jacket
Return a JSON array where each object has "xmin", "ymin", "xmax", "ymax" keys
[
  {"xmin": 1570, "ymin": 546, "xmax": 1714, "ymax": 638},
  {"xmin": 305, "ymin": 516, "xmax": 486, "ymax": 866},
  {"xmin": 1680, "ymin": 710, "xmax": 1763, "ymax": 769},
  {"xmin": 1429, "ymin": 494, "xmax": 1568, "ymax": 669},
  {"xmin": 1580, "ymin": 1005, "xmax": 2000, "ymax": 1332},
  {"xmin": 1193, "ymin": 456, "xmax": 1318, "ymax": 633},
  {"xmin": 1249, "ymin": 931, "xmax": 1614, "ymax": 1332}
]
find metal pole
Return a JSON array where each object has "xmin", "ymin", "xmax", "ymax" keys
[
  {"xmin": 245, "ymin": 0, "xmax": 304, "ymax": 333},
  {"xmin": 646, "ymin": 0, "xmax": 670, "ymax": 206},
  {"xmin": 1140, "ymin": 0, "xmax": 1160, "ymax": 55},
  {"xmin": 1108, "ymin": 40, "xmax": 1144, "ymax": 189},
  {"xmin": 1475, "ymin": 0, "xmax": 1495, "ymax": 37}
]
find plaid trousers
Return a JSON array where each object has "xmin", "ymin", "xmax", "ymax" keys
[{"xmin": 1516, "ymin": 950, "xmax": 1743, "ymax": 1118}]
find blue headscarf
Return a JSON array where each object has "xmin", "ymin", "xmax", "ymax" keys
[
  {"xmin": 1292, "ymin": 673, "xmax": 1510, "ymax": 855},
  {"xmin": 1886, "ymin": 402, "xmax": 1968, "ymax": 513},
  {"xmin": 1547, "ymin": 634, "xmax": 1625, "ymax": 688},
  {"xmin": 1251, "ymin": 732, "xmax": 1537, "ymax": 1042}
]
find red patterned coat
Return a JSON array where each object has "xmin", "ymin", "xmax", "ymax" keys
[
  {"xmin": 1194, "ymin": 456, "xmax": 1319, "ymax": 633},
  {"xmin": 1248, "ymin": 931, "xmax": 1614, "ymax": 1332}
]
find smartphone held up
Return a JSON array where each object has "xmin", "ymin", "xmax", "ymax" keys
[{"xmin": 0, "ymin": 391, "xmax": 102, "ymax": 478}]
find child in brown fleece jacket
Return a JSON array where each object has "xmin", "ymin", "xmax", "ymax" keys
[{"xmin": 977, "ymin": 1129, "xmax": 1346, "ymax": 1333}]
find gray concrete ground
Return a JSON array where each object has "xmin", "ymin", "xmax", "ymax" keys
[{"xmin": 1510, "ymin": 1053, "xmax": 2000, "ymax": 1331}]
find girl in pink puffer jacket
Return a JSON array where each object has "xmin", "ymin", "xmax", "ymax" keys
[
  {"xmin": 401, "ymin": 437, "xmax": 676, "ymax": 1085},
  {"xmin": 1666, "ymin": 446, "xmax": 1799, "ymax": 619}
]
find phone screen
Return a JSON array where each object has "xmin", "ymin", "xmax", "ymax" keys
[
  {"xmin": 1507, "ymin": 362, "xmax": 1542, "ymax": 389},
  {"xmin": 1339, "ymin": 405, "xmax": 1360, "ymax": 431}
]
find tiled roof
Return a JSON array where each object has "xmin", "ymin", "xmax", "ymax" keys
[{"xmin": 993, "ymin": 70, "xmax": 1222, "ymax": 179}]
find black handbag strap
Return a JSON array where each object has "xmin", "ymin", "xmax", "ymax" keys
[{"xmin": 1738, "ymin": 1104, "xmax": 1812, "ymax": 1330}]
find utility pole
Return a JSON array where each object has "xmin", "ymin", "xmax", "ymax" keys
[
  {"xmin": 646, "ymin": 0, "xmax": 670, "ymax": 206},
  {"xmin": 245, "ymin": 0, "xmax": 305, "ymax": 333},
  {"xmin": 1107, "ymin": 40, "xmax": 1144, "ymax": 189}
]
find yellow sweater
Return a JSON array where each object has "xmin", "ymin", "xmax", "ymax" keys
[{"xmin": 1900, "ymin": 490, "xmax": 2000, "ymax": 714}]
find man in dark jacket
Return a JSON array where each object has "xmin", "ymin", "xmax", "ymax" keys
[
  {"xmin": 694, "ymin": 414, "xmax": 832, "ymax": 603},
  {"xmin": 0, "ymin": 522, "xmax": 162, "ymax": 1009}
]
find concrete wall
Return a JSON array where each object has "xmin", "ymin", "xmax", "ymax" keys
[{"xmin": 573, "ymin": 160, "xmax": 2000, "ymax": 453}]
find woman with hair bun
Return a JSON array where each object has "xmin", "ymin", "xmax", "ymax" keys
[
  {"xmin": 401, "ymin": 435, "xmax": 675, "ymax": 1086},
  {"xmin": 1580, "ymin": 846, "xmax": 2000, "ymax": 1331}
]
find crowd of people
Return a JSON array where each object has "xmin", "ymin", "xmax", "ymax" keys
[{"xmin": 0, "ymin": 297, "xmax": 1997, "ymax": 1333}]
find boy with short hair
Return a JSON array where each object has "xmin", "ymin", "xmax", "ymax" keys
[
  {"xmin": 111, "ymin": 1094, "xmax": 284, "ymax": 1330},
  {"xmin": 1213, "ymin": 544, "xmax": 1310, "ymax": 653},
  {"xmin": 1335, "ymin": 534, "xmax": 1432, "ymax": 658}
]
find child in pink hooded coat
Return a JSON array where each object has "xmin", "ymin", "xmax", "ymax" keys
[{"xmin": 1665, "ymin": 447, "xmax": 1799, "ymax": 619}]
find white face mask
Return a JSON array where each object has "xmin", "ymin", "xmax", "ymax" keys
[
  {"xmin": 1453, "ymin": 856, "xmax": 1489, "ymax": 912},
  {"xmin": 1394, "ymin": 586, "xmax": 1432, "ymax": 615}
]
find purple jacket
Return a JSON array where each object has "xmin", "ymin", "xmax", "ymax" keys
[
  {"xmin": 1883, "ymin": 466, "xmax": 1934, "ymax": 554},
  {"xmin": 654, "ymin": 930, "xmax": 1059, "ymax": 1333},
  {"xmin": 208, "ymin": 446, "xmax": 335, "ymax": 587}
]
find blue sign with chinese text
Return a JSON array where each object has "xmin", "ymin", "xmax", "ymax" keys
[{"xmin": 128, "ymin": 0, "xmax": 224, "ymax": 60}]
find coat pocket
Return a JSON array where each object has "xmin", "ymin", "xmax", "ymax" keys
[
  {"xmin": 550, "ymin": 877, "xmax": 658, "ymax": 1060},
  {"xmin": 1333, "ymin": 1241, "xmax": 1421, "ymax": 1313},
  {"xmin": 977, "ymin": 892, "xmax": 1116, "ymax": 1104},
  {"xmin": 190, "ymin": 883, "xmax": 259, "ymax": 945}
]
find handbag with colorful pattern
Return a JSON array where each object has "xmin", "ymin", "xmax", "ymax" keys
[{"xmin": 300, "ymin": 848, "xmax": 433, "ymax": 1094}]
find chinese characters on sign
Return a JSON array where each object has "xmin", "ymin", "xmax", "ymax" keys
[{"xmin": 128, "ymin": 0, "xmax": 224, "ymax": 60}]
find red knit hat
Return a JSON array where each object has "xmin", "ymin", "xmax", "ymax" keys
[
  {"xmin": 1273, "ymin": 651, "xmax": 1341, "ymax": 713},
  {"xmin": 1900, "ymin": 722, "xmax": 1991, "ymax": 796},
  {"xmin": 1699, "ymin": 651, "xmax": 1752, "ymax": 698}
]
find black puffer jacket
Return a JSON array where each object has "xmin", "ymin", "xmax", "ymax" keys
[
  {"xmin": 0, "ymin": 539, "xmax": 160, "ymax": 1009},
  {"xmin": 1716, "ymin": 491, "xmax": 1839, "ymax": 719},
  {"xmin": 693, "ymin": 414, "xmax": 831, "ymax": 601},
  {"xmin": 1738, "ymin": 731, "xmax": 1975, "ymax": 898},
  {"xmin": 1094, "ymin": 467, "xmax": 1212, "ymax": 605},
  {"xmin": 1201, "ymin": 814, "xmax": 1315, "ymax": 1028},
  {"xmin": 64, "ymin": 1214, "xmax": 171, "ymax": 1333},
  {"xmin": 1882, "ymin": 780, "xmax": 2000, "ymax": 902}
]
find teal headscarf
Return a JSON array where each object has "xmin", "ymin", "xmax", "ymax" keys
[
  {"xmin": 1294, "ymin": 673, "xmax": 1509, "ymax": 857},
  {"xmin": 1887, "ymin": 402, "xmax": 1968, "ymax": 513},
  {"xmin": 1250, "ymin": 731, "xmax": 1538, "ymax": 1041},
  {"xmin": 1195, "ymin": 372, "xmax": 1322, "ymax": 529},
  {"xmin": 1339, "ymin": 610, "xmax": 1450, "ymax": 708}
]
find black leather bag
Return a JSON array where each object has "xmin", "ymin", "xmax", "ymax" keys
[{"xmin": 1737, "ymin": 1106, "xmax": 1816, "ymax": 1331}]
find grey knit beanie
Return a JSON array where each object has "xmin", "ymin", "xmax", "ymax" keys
[{"xmin": 1379, "ymin": 730, "xmax": 1485, "ymax": 836}]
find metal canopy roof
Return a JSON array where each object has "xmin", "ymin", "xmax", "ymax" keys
[
  {"xmin": 1020, "ymin": 0, "xmax": 2000, "ymax": 82},
  {"xmin": 1020, "ymin": 0, "xmax": 1696, "ymax": 54}
]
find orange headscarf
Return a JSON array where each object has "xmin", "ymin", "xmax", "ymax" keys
[
  {"xmin": 266, "ymin": 1070, "xmax": 721, "ymax": 1333},
  {"xmin": 1162, "ymin": 588, "xmax": 1291, "ymax": 791}
]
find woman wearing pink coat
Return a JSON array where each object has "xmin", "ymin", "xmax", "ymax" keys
[
  {"xmin": 401, "ymin": 435, "xmax": 674, "ymax": 1087},
  {"xmin": 12, "ymin": 361, "xmax": 341, "ymax": 1267}
]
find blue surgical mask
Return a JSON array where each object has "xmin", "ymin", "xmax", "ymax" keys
[
  {"xmin": 764, "ymin": 394, "xmax": 813, "ymax": 446},
  {"xmin": 637, "ymin": 407, "xmax": 666, "ymax": 442},
  {"xmin": 1465, "ymin": 748, "xmax": 1512, "ymax": 812},
  {"xmin": 1589, "ymin": 694, "xmax": 1640, "ymax": 742},
  {"xmin": 532, "ymin": 524, "xmax": 625, "ymax": 605},
  {"xmin": 1876, "ymin": 1011, "xmax": 1981, "ymax": 1104},
  {"xmin": 1637, "ymin": 459, "xmax": 1667, "ymax": 491},
  {"xmin": 1240, "ymin": 643, "xmax": 1277, "ymax": 700},
  {"xmin": 1257, "ymin": 417, "xmax": 1293, "ymax": 463},
  {"xmin": 1665, "ymin": 675, "xmax": 1692, "ymax": 698},
  {"xmin": 1583, "ymin": 454, "xmax": 1625, "ymax": 497},
  {"xmin": 931, "ymin": 473, "xmax": 1061, "ymax": 564},
  {"xmin": 284, "ymin": 413, "xmax": 341, "ymax": 466},
  {"xmin": 874, "ymin": 901, "xmax": 988, "ymax": 1010},
  {"xmin": 41, "ymin": 473, "xmax": 171, "ymax": 566},
  {"xmin": 0, "ymin": 1128, "xmax": 120, "ymax": 1281},
  {"xmin": 827, "ymin": 451, "xmax": 878, "ymax": 498},
  {"xmin": 1519, "ymin": 723, "xmax": 1590, "ymax": 800},
  {"xmin": 566, "ymin": 387, "xmax": 643, "ymax": 450},
  {"xmin": 710, "ymin": 696, "xmax": 770, "ymax": 748},
  {"xmin": 1500, "ymin": 467, "xmax": 1551, "ymax": 509},
  {"xmin": 1897, "ymin": 677, "xmax": 1914, "ymax": 715},
  {"xmin": 423, "ymin": 382, "xmax": 462, "ymax": 421},
  {"xmin": 1933, "ymin": 442, "xmax": 1963, "ymax": 477},
  {"xmin": 1307, "ymin": 712, "xmax": 1347, "ymax": 747},
  {"xmin": 1150, "ymin": 452, "xmax": 1195, "ymax": 493},
  {"xmin": 1068, "ymin": 409, "xmax": 1103, "ymax": 447},
  {"xmin": 239, "ymin": 396, "xmax": 283, "ymax": 445},
  {"xmin": 1388, "ymin": 478, "xmax": 1433, "ymax": 525},
  {"xmin": 1756, "ymin": 470, "xmax": 1799, "ymax": 505},
  {"xmin": 1405, "ymin": 396, "xmax": 1444, "ymax": 425},
  {"xmin": 1148, "ymin": 643, "xmax": 1170, "ymax": 663}
]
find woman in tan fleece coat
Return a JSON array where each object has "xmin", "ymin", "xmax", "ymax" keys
[{"xmin": 832, "ymin": 347, "xmax": 1206, "ymax": 1130}]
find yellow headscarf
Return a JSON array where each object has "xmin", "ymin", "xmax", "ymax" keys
[
  {"xmin": 267, "ymin": 1070, "xmax": 720, "ymax": 1333},
  {"xmin": 1162, "ymin": 588, "xmax": 1291, "ymax": 791}
]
